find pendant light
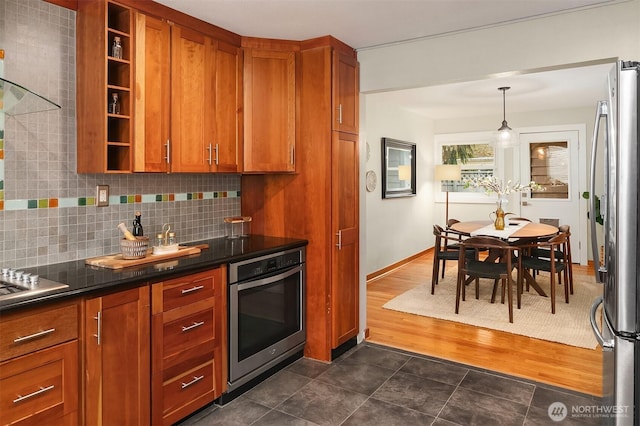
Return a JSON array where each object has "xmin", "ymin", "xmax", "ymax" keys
[{"xmin": 496, "ymin": 86, "xmax": 517, "ymax": 147}]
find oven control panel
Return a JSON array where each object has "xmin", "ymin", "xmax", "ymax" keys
[{"xmin": 231, "ymin": 248, "xmax": 305, "ymax": 284}]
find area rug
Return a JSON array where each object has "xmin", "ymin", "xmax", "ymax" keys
[{"xmin": 382, "ymin": 273, "xmax": 602, "ymax": 349}]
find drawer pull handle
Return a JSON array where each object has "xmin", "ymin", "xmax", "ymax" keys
[
  {"xmin": 181, "ymin": 375, "xmax": 204, "ymax": 389},
  {"xmin": 181, "ymin": 285, "xmax": 204, "ymax": 295},
  {"xmin": 181, "ymin": 321, "xmax": 205, "ymax": 332},
  {"xmin": 13, "ymin": 385, "xmax": 55, "ymax": 403},
  {"xmin": 13, "ymin": 328, "xmax": 56, "ymax": 343}
]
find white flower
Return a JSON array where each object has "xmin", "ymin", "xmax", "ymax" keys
[{"xmin": 463, "ymin": 176, "xmax": 544, "ymax": 197}]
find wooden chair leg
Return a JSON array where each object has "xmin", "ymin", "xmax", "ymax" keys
[
  {"xmin": 475, "ymin": 278, "xmax": 480, "ymax": 299},
  {"xmin": 563, "ymin": 267, "xmax": 570, "ymax": 303},
  {"xmin": 567, "ymin": 262, "xmax": 574, "ymax": 295},
  {"xmin": 490, "ymin": 279, "xmax": 498, "ymax": 303},
  {"xmin": 431, "ymin": 257, "xmax": 439, "ymax": 295},
  {"xmin": 516, "ymin": 267, "xmax": 522, "ymax": 309},
  {"xmin": 506, "ymin": 276, "xmax": 513, "ymax": 323},
  {"xmin": 455, "ymin": 271, "xmax": 462, "ymax": 314},
  {"xmin": 441, "ymin": 259, "xmax": 446, "ymax": 279},
  {"xmin": 550, "ymin": 265, "xmax": 556, "ymax": 314}
]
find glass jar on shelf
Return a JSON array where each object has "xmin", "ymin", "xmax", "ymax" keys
[
  {"xmin": 108, "ymin": 92, "xmax": 120, "ymax": 114},
  {"xmin": 111, "ymin": 36, "xmax": 122, "ymax": 59}
]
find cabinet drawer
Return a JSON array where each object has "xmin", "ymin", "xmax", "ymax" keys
[
  {"xmin": 162, "ymin": 361, "xmax": 214, "ymax": 421},
  {"xmin": 0, "ymin": 303, "xmax": 78, "ymax": 362},
  {"xmin": 0, "ymin": 340, "xmax": 78, "ymax": 425},
  {"xmin": 158, "ymin": 271, "xmax": 216, "ymax": 313},
  {"xmin": 163, "ymin": 308, "xmax": 214, "ymax": 357}
]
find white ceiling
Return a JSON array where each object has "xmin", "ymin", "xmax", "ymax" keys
[{"xmin": 153, "ymin": 0, "xmax": 617, "ymax": 119}]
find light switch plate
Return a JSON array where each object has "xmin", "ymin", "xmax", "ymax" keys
[{"xmin": 97, "ymin": 185, "xmax": 109, "ymax": 207}]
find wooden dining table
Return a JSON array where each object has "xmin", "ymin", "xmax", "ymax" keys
[
  {"xmin": 449, "ymin": 220, "xmax": 559, "ymax": 297},
  {"xmin": 449, "ymin": 220, "xmax": 558, "ymax": 240}
]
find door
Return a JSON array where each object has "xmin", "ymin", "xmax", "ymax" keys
[
  {"xmin": 243, "ymin": 49, "xmax": 296, "ymax": 172},
  {"xmin": 134, "ymin": 13, "xmax": 171, "ymax": 172},
  {"xmin": 213, "ymin": 41, "xmax": 242, "ymax": 173},
  {"xmin": 171, "ymin": 25, "xmax": 214, "ymax": 173},
  {"xmin": 331, "ymin": 131, "xmax": 359, "ymax": 347},
  {"xmin": 85, "ymin": 287, "xmax": 150, "ymax": 426},
  {"xmin": 332, "ymin": 51, "xmax": 359, "ymax": 134},
  {"xmin": 519, "ymin": 130, "xmax": 583, "ymax": 263}
]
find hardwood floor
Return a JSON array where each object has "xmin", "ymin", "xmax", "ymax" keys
[{"xmin": 365, "ymin": 251, "xmax": 603, "ymax": 396}]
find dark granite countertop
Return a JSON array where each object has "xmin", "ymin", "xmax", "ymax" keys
[{"xmin": 0, "ymin": 235, "xmax": 307, "ymax": 313}]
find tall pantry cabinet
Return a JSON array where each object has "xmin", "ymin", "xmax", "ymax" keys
[{"xmin": 242, "ymin": 37, "xmax": 359, "ymax": 361}]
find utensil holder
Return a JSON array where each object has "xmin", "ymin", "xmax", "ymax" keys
[{"xmin": 120, "ymin": 237, "xmax": 149, "ymax": 259}]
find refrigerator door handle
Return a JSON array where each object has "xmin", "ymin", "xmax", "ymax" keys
[
  {"xmin": 589, "ymin": 100, "xmax": 608, "ymax": 282},
  {"xmin": 589, "ymin": 296, "xmax": 614, "ymax": 351}
]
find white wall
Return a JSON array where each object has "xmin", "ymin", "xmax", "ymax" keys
[{"xmin": 364, "ymin": 97, "xmax": 434, "ymax": 273}]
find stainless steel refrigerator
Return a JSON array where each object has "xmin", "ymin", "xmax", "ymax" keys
[{"xmin": 590, "ymin": 60, "xmax": 639, "ymax": 426}]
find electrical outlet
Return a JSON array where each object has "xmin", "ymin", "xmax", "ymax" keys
[{"xmin": 97, "ymin": 185, "xmax": 109, "ymax": 207}]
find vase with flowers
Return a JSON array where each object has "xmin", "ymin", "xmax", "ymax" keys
[{"xmin": 464, "ymin": 176, "xmax": 544, "ymax": 230}]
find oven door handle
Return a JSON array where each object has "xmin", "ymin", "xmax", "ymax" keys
[{"xmin": 235, "ymin": 264, "xmax": 304, "ymax": 291}]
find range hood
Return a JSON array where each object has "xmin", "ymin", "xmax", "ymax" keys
[{"xmin": 0, "ymin": 77, "xmax": 61, "ymax": 116}]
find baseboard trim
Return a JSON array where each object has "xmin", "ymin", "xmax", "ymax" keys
[{"xmin": 366, "ymin": 248, "xmax": 432, "ymax": 282}]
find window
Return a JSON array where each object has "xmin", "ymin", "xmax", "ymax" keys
[
  {"xmin": 529, "ymin": 142, "xmax": 568, "ymax": 199},
  {"xmin": 434, "ymin": 132, "xmax": 496, "ymax": 201}
]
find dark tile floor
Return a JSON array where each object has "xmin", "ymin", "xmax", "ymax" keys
[{"xmin": 177, "ymin": 342, "xmax": 603, "ymax": 426}]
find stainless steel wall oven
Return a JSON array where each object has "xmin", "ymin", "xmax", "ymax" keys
[{"xmin": 226, "ymin": 246, "xmax": 306, "ymax": 394}]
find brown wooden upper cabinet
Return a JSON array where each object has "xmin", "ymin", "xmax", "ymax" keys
[
  {"xmin": 243, "ymin": 47, "xmax": 296, "ymax": 173},
  {"xmin": 134, "ymin": 14, "xmax": 242, "ymax": 173},
  {"xmin": 332, "ymin": 51, "xmax": 359, "ymax": 135},
  {"xmin": 77, "ymin": 0, "xmax": 241, "ymax": 174}
]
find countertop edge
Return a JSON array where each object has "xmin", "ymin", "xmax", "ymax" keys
[{"xmin": 0, "ymin": 236, "xmax": 308, "ymax": 314}]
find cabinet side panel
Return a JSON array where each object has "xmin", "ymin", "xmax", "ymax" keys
[
  {"xmin": 298, "ymin": 47, "xmax": 333, "ymax": 361},
  {"xmin": 77, "ymin": 0, "xmax": 107, "ymax": 172}
]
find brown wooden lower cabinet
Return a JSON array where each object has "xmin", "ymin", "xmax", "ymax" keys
[
  {"xmin": 0, "ymin": 339, "xmax": 79, "ymax": 426},
  {"xmin": 151, "ymin": 268, "xmax": 227, "ymax": 425},
  {"xmin": 0, "ymin": 299, "xmax": 80, "ymax": 426},
  {"xmin": 1, "ymin": 268, "xmax": 228, "ymax": 425},
  {"xmin": 84, "ymin": 285, "xmax": 151, "ymax": 426}
]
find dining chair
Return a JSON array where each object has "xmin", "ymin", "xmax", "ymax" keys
[
  {"xmin": 431, "ymin": 225, "xmax": 474, "ymax": 294},
  {"xmin": 528, "ymin": 225, "xmax": 574, "ymax": 295},
  {"xmin": 517, "ymin": 231, "xmax": 570, "ymax": 314},
  {"xmin": 455, "ymin": 236, "xmax": 518, "ymax": 323}
]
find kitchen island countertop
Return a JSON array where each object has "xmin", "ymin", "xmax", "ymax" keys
[{"xmin": 0, "ymin": 235, "xmax": 308, "ymax": 313}]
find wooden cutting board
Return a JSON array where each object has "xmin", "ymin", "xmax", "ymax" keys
[{"xmin": 85, "ymin": 244, "xmax": 208, "ymax": 269}]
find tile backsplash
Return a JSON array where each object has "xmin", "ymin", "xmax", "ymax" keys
[{"xmin": 0, "ymin": 0, "xmax": 241, "ymax": 268}]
